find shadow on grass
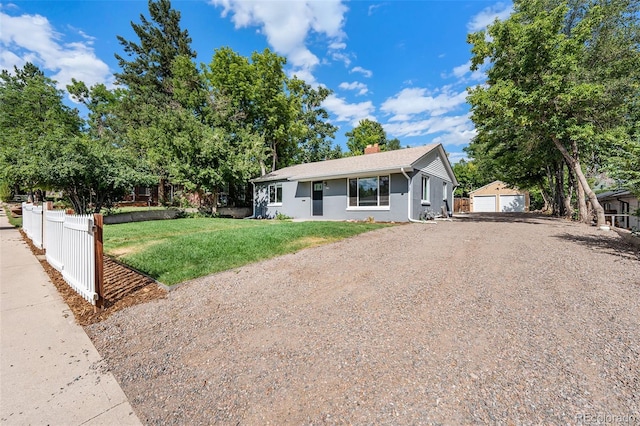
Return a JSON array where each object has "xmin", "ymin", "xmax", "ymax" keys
[
  {"xmin": 553, "ymin": 232, "xmax": 640, "ymax": 261},
  {"xmin": 454, "ymin": 212, "xmax": 559, "ymax": 225}
]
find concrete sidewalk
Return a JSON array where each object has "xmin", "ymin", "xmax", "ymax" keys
[{"xmin": 0, "ymin": 207, "xmax": 141, "ymax": 425}]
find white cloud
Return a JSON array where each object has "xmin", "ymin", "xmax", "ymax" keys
[
  {"xmin": 331, "ymin": 52, "xmax": 351, "ymax": 67},
  {"xmin": 467, "ymin": 2, "xmax": 513, "ymax": 32},
  {"xmin": 368, "ymin": 4, "xmax": 383, "ymax": 16},
  {"xmin": 384, "ymin": 114, "xmax": 475, "ymax": 143},
  {"xmin": 0, "ymin": 11, "xmax": 112, "ymax": 90},
  {"xmin": 444, "ymin": 61, "xmax": 486, "ymax": 82},
  {"xmin": 210, "ymin": 0, "xmax": 347, "ymax": 81},
  {"xmin": 338, "ymin": 81, "xmax": 368, "ymax": 96},
  {"xmin": 322, "ymin": 94, "xmax": 375, "ymax": 126},
  {"xmin": 381, "ymin": 87, "xmax": 467, "ymax": 119},
  {"xmin": 329, "ymin": 41, "xmax": 346, "ymax": 50},
  {"xmin": 447, "ymin": 151, "xmax": 469, "ymax": 164},
  {"xmin": 289, "ymin": 68, "xmax": 317, "ymax": 86},
  {"xmin": 453, "ymin": 61, "xmax": 471, "ymax": 78},
  {"xmin": 350, "ymin": 66, "xmax": 372, "ymax": 78}
]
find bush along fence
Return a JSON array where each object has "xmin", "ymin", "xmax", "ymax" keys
[{"xmin": 21, "ymin": 202, "xmax": 104, "ymax": 309}]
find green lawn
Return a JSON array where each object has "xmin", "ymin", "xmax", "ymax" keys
[
  {"xmin": 104, "ymin": 218, "xmax": 391, "ymax": 285},
  {"xmin": 3, "ymin": 206, "xmax": 22, "ymax": 228}
]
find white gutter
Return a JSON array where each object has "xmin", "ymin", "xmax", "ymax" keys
[{"xmin": 401, "ymin": 167, "xmax": 435, "ymax": 224}]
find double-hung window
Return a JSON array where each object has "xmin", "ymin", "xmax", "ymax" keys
[
  {"xmin": 348, "ymin": 176, "xmax": 390, "ymax": 208},
  {"xmin": 421, "ymin": 176, "xmax": 430, "ymax": 204},
  {"xmin": 268, "ymin": 182, "xmax": 282, "ymax": 205}
]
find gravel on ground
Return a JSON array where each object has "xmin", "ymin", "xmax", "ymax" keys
[{"xmin": 86, "ymin": 214, "xmax": 640, "ymax": 425}]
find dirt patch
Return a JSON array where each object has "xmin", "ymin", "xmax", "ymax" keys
[
  {"xmin": 287, "ymin": 235, "xmax": 336, "ymax": 250},
  {"xmin": 86, "ymin": 214, "xmax": 640, "ymax": 424},
  {"xmin": 20, "ymin": 230, "xmax": 166, "ymax": 326}
]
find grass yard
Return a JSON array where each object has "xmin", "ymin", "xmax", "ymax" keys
[
  {"xmin": 104, "ymin": 218, "xmax": 391, "ymax": 285},
  {"xmin": 3, "ymin": 206, "xmax": 22, "ymax": 228}
]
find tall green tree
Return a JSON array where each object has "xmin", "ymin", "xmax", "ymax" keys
[
  {"xmin": 114, "ymin": 0, "xmax": 200, "ymax": 203},
  {"xmin": 288, "ymin": 78, "xmax": 340, "ymax": 164},
  {"xmin": 66, "ymin": 80, "xmax": 155, "ymax": 213},
  {"xmin": 0, "ymin": 63, "xmax": 82, "ymax": 197},
  {"xmin": 114, "ymin": 0, "xmax": 196, "ymax": 105},
  {"xmin": 452, "ymin": 160, "xmax": 486, "ymax": 197},
  {"xmin": 205, "ymin": 47, "xmax": 339, "ymax": 172},
  {"xmin": 345, "ymin": 119, "xmax": 400, "ymax": 156},
  {"xmin": 467, "ymin": 0, "xmax": 640, "ymax": 226}
]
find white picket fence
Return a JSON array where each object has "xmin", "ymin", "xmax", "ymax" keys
[{"xmin": 21, "ymin": 203, "xmax": 102, "ymax": 305}]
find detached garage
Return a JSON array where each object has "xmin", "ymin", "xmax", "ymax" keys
[{"xmin": 470, "ymin": 181, "xmax": 529, "ymax": 213}]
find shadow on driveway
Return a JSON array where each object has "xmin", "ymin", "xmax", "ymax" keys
[
  {"xmin": 553, "ymin": 232, "xmax": 640, "ymax": 261},
  {"xmin": 454, "ymin": 212, "xmax": 557, "ymax": 224}
]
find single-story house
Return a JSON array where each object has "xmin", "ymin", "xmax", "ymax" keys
[
  {"xmin": 597, "ymin": 189, "xmax": 639, "ymax": 230},
  {"xmin": 250, "ymin": 143, "xmax": 458, "ymax": 222},
  {"xmin": 470, "ymin": 181, "xmax": 529, "ymax": 212}
]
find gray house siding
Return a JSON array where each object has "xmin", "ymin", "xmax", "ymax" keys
[
  {"xmin": 252, "ymin": 144, "xmax": 457, "ymax": 222},
  {"xmin": 410, "ymin": 150, "xmax": 455, "ymax": 219},
  {"xmin": 255, "ymin": 174, "xmax": 409, "ymax": 221}
]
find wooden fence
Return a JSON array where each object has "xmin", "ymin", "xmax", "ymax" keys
[
  {"xmin": 21, "ymin": 203, "xmax": 104, "ymax": 307},
  {"xmin": 454, "ymin": 197, "xmax": 470, "ymax": 213}
]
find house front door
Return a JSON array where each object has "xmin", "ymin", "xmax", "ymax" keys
[{"xmin": 312, "ymin": 181, "xmax": 323, "ymax": 216}]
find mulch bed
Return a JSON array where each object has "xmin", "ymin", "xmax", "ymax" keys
[{"xmin": 20, "ymin": 230, "xmax": 166, "ymax": 326}]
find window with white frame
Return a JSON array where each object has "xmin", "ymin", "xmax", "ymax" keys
[
  {"xmin": 268, "ymin": 182, "xmax": 282, "ymax": 204},
  {"xmin": 421, "ymin": 176, "xmax": 430, "ymax": 204},
  {"xmin": 443, "ymin": 181, "xmax": 448, "ymax": 200},
  {"xmin": 348, "ymin": 176, "xmax": 390, "ymax": 207}
]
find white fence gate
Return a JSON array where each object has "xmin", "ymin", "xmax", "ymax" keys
[{"xmin": 21, "ymin": 203, "xmax": 104, "ymax": 306}]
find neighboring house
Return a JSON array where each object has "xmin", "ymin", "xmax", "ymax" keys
[
  {"xmin": 250, "ymin": 143, "xmax": 458, "ymax": 222},
  {"xmin": 597, "ymin": 189, "xmax": 639, "ymax": 230},
  {"xmin": 470, "ymin": 181, "xmax": 529, "ymax": 213}
]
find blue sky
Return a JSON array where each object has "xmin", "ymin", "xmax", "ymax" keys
[{"xmin": 0, "ymin": 0, "xmax": 513, "ymax": 162}]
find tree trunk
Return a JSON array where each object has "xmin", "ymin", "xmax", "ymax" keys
[
  {"xmin": 551, "ymin": 137, "xmax": 606, "ymax": 227},
  {"xmin": 158, "ymin": 178, "xmax": 167, "ymax": 205},
  {"xmin": 554, "ymin": 162, "xmax": 566, "ymax": 217},
  {"xmin": 539, "ymin": 184, "xmax": 552, "ymax": 213},
  {"xmin": 564, "ymin": 161, "xmax": 575, "ymax": 219},
  {"xmin": 576, "ymin": 175, "xmax": 590, "ymax": 223},
  {"xmin": 270, "ymin": 141, "xmax": 278, "ymax": 172}
]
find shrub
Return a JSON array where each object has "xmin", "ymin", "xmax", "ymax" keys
[{"xmin": 0, "ymin": 181, "xmax": 12, "ymax": 202}]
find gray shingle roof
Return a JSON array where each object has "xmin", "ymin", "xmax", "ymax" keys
[
  {"xmin": 597, "ymin": 189, "xmax": 632, "ymax": 200},
  {"xmin": 252, "ymin": 143, "xmax": 441, "ymax": 183}
]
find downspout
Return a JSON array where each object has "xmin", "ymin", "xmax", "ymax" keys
[{"xmin": 401, "ymin": 167, "xmax": 433, "ymax": 224}]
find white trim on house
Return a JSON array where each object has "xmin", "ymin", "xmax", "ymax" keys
[
  {"xmin": 347, "ymin": 175, "xmax": 391, "ymax": 209},
  {"xmin": 421, "ymin": 175, "xmax": 431, "ymax": 205}
]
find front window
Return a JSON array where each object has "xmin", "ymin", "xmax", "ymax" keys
[
  {"xmin": 422, "ymin": 176, "xmax": 430, "ymax": 203},
  {"xmin": 269, "ymin": 183, "xmax": 282, "ymax": 204},
  {"xmin": 348, "ymin": 176, "xmax": 390, "ymax": 207}
]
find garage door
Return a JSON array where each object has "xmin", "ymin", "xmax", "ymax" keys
[
  {"xmin": 500, "ymin": 195, "xmax": 525, "ymax": 212},
  {"xmin": 473, "ymin": 195, "xmax": 496, "ymax": 212}
]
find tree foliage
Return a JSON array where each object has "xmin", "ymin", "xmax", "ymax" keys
[
  {"xmin": 4, "ymin": 0, "xmax": 343, "ymax": 213},
  {"xmin": 345, "ymin": 119, "xmax": 401, "ymax": 156},
  {"xmin": 467, "ymin": 0, "xmax": 640, "ymax": 225},
  {"xmin": 205, "ymin": 47, "xmax": 340, "ymax": 173},
  {"xmin": 0, "ymin": 64, "xmax": 152, "ymax": 214},
  {"xmin": 452, "ymin": 160, "xmax": 486, "ymax": 197},
  {"xmin": 0, "ymin": 63, "xmax": 82, "ymax": 195}
]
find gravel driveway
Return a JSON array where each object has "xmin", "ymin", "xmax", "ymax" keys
[{"xmin": 87, "ymin": 214, "xmax": 640, "ymax": 425}]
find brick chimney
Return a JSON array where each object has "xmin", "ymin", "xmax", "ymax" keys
[{"xmin": 364, "ymin": 143, "xmax": 381, "ymax": 154}]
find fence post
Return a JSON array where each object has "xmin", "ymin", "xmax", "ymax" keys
[{"xmin": 93, "ymin": 213, "xmax": 104, "ymax": 311}]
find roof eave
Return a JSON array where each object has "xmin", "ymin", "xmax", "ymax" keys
[{"xmin": 292, "ymin": 166, "xmax": 415, "ymax": 182}]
